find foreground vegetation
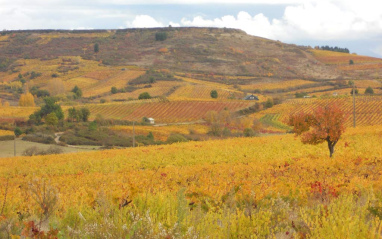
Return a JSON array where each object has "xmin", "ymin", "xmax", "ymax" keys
[{"xmin": 1, "ymin": 126, "xmax": 382, "ymax": 238}]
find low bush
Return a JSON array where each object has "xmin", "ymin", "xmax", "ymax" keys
[
  {"xmin": 22, "ymin": 146, "xmax": 63, "ymax": 156},
  {"xmin": 166, "ymin": 134, "xmax": 188, "ymax": 144},
  {"xmin": 0, "ymin": 135, "xmax": 14, "ymax": 141},
  {"xmin": 22, "ymin": 134, "xmax": 56, "ymax": 144}
]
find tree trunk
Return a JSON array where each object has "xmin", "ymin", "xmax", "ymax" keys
[{"xmin": 327, "ymin": 140, "xmax": 337, "ymax": 157}]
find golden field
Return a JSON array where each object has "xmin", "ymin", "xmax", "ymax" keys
[
  {"xmin": 110, "ymin": 124, "xmax": 209, "ymax": 141},
  {"xmin": 1, "ymin": 126, "xmax": 382, "ymax": 237},
  {"xmin": 255, "ymin": 95, "xmax": 382, "ymax": 128}
]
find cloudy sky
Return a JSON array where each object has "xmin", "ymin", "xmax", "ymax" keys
[{"xmin": 1, "ymin": 0, "xmax": 382, "ymax": 57}]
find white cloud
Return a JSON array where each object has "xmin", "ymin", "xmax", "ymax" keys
[
  {"xmin": 280, "ymin": 1, "xmax": 382, "ymax": 40},
  {"xmin": 153, "ymin": 0, "xmax": 382, "ymax": 42},
  {"xmin": 97, "ymin": 0, "xmax": 305, "ymax": 4},
  {"xmin": 126, "ymin": 15, "xmax": 164, "ymax": 28}
]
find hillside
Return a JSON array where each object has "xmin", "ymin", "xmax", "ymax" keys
[
  {"xmin": 1, "ymin": 27, "xmax": 381, "ymax": 80},
  {"xmin": 0, "ymin": 27, "xmax": 381, "ymax": 109}
]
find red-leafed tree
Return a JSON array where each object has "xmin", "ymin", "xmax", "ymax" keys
[{"xmin": 287, "ymin": 104, "xmax": 346, "ymax": 157}]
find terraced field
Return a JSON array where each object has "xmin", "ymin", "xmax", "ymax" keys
[
  {"xmin": 84, "ymin": 101, "xmax": 253, "ymax": 123},
  {"xmin": 254, "ymin": 95, "xmax": 382, "ymax": 128}
]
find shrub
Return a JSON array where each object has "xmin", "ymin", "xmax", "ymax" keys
[
  {"xmin": 45, "ymin": 112, "xmax": 58, "ymax": 126},
  {"xmin": 94, "ymin": 43, "xmax": 99, "ymax": 53},
  {"xmin": 166, "ymin": 134, "xmax": 188, "ymax": 144},
  {"xmin": 295, "ymin": 92, "xmax": 308, "ymax": 98},
  {"xmin": 350, "ymin": 88, "xmax": 359, "ymax": 95},
  {"xmin": 23, "ymin": 146, "xmax": 43, "ymax": 156},
  {"xmin": 22, "ymin": 134, "xmax": 56, "ymax": 144},
  {"xmin": 208, "ymin": 123, "xmax": 222, "ymax": 136},
  {"xmin": 71, "ymin": 85, "xmax": 82, "ymax": 99},
  {"xmin": 0, "ymin": 135, "xmax": 14, "ymax": 141},
  {"xmin": 222, "ymin": 127, "xmax": 231, "ymax": 137},
  {"xmin": 22, "ymin": 146, "xmax": 63, "ymax": 156},
  {"xmin": 155, "ymin": 32, "xmax": 167, "ymax": 41},
  {"xmin": 111, "ymin": 86, "xmax": 118, "ymax": 94},
  {"xmin": 45, "ymin": 146, "xmax": 64, "ymax": 155},
  {"xmin": 14, "ymin": 127, "xmax": 22, "ymax": 137},
  {"xmin": 243, "ymin": 128, "xmax": 256, "ymax": 137},
  {"xmin": 210, "ymin": 90, "xmax": 218, "ymax": 99},
  {"xmin": 264, "ymin": 99, "xmax": 274, "ymax": 109},
  {"xmin": 138, "ymin": 92, "xmax": 151, "ymax": 100},
  {"xmin": 365, "ymin": 86, "xmax": 374, "ymax": 95}
]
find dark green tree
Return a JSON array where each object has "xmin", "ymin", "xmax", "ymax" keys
[
  {"xmin": 45, "ymin": 112, "xmax": 59, "ymax": 126},
  {"xmin": 264, "ymin": 99, "xmax": 274, "ymax": 109},
  {"xmin": 350, "ymin": 88, "xmax": 359, "ymax": 95},
  {"xmin": 40, "ymin": 97, "xmax": 64, "ymax": 120},
  {"xmin": 155, "ymin": 32, "xmax": 167, "ymax": 41},
  {"xmin": 210, "ymin": 90, "xmax": 218, "ymax": 99},
  {"xmin": 94, "ymin": 43, "xmax": 99, "ymax": 53},
  {"xmin": 68, "ymin": 107, "xmax": 77, "ymax": 122},
  {"xmin": 365, "ymin": 86, "xmax": 374, "ymax": 95},
  {"xmin": 349, "ymin": 59, "xmax": 354, "ymax": 65},
  {"xmin": 14, "ymin": 127, "xmax": 22, "ymax": 137},
  {"xmin": 138, "ymin": 92, "xmax": 151, "ymax": 99},
  {"xmin": 111, "ymin": 86, "xmax": 118, "ymax": 94},
  {"xmin": 29, "ymin": 97, "xmax": 64, "ymax": 125},
  {"xmin": 80, "ymin": 107, "xmax": 91, "ymax": 122},
  {"xmin": 71, "ymin": 85, "xmax": 82, "ymax": 99},
  {"xmin": 147, "ymin": 132, "xmax": 154, "ymax": 140}
]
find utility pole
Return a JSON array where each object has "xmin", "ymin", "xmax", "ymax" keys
[
  {"xmin": 13, "ymin": 121, "xmax": 16, "ymax": 156},
  {"xmin": 132, "ymin": 121, "xmax": 135, "ymax": 147},
  {"xmin": 353, "ymin": 83, "xmax": 356, "ymax": 128}
]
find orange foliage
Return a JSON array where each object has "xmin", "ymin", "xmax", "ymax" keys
[
  {"xmin": 18, "ymin": 92, "xmax": 35, "ymax": 107},
  {"xmin": 288, "ymin": 104, "xmax": 346, "ymax": 157},
  {"xmin": 158, "ymin": 48, "xmax": 168, "ymax": 54}
]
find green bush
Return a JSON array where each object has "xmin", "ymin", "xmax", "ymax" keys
[
  {"xmin": 22, "ymin": 146, "xmax": 63, "ymax": 156},
  {"xmin": 22, "ymin": 134, "xmax": 56, "ymax": 144},
  {"xmin": 210, "ymin": 90, "xmax": 218, "ymax": 99},
  {"xmin": 166, "ymin": 134, "xmax": 188, "ymax": 144},
  {"xmin": 350, "ymin": 88, "xmax": 359, "ymax": 95},
  {"xmin": 365, "ymin": 86, "xmax": 374, "ymax": 95},
  {"xmin": 155, "ymin": 32, "xmax": 167, "ymax": 41},
  {"xmin": 14, "ymin": 127, "xmax": 22, "ymax": 137},
  {"xmin": 243, "ymin": 128, "xmax": 256, "ymax": 137},
  {"xmin": 138, "ymin": 92, "xmax": 151, "ymax": 100}
]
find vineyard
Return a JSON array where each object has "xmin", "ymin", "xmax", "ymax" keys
[
  {"xmin": 84, "ymin": 101, "xmax": 252, "ymax": 123},
  {"xmin": 240, "ymin": 79, "xmax": 315, "ymax": 91},
  {"xmin": 168, "ymin": 84, "xmax": 239, "ymax": 101},
  {"xmin": 0, "ymin": 106, "xmax": 37, "ymax": 119},
  {"xmin": 107, "ymin": 81, "xmax": 184, "ymax": 101},
  {"xmin": 255, "ymin": 95, "xmax": 382, "ymax": 128},
  {"xmin": 1, "ymin": 126, "xmax": 382, "ymax": 237},
  {"xmin": 110, "ymin": 124, "xmax": 209, "ymax": 141},
  {"xmin": 259, "ymin": 114, "xmax": 291, "ymax": 131},
  {"xmin": 310, "ymin": 49, "xmax": 382, "ymax": 65},
  {"xmin": 81, "ymin": 70, "xmax": 146, "ymax": 98}
]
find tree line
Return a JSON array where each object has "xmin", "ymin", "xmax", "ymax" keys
[{"xmin": 318, "ymin": 46, "xmax": 350, "ymax": 53}]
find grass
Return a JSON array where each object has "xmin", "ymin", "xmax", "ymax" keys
[{"xmin": 0, "ymin": 138, "xmax": 94, "ymax": 157}]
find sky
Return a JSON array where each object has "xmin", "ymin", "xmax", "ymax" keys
[{"xmin": 1, "ymin": 0, "xmax": 382, "ymax": 57}]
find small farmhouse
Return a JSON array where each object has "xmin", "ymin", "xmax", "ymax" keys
[
  {"xmin": 147, "ymin": 118, "xmax": 155, "ymax": 124},
  {"xmin": 243, "ymin": 94, "xmax": 259, "ymax": 100}
]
